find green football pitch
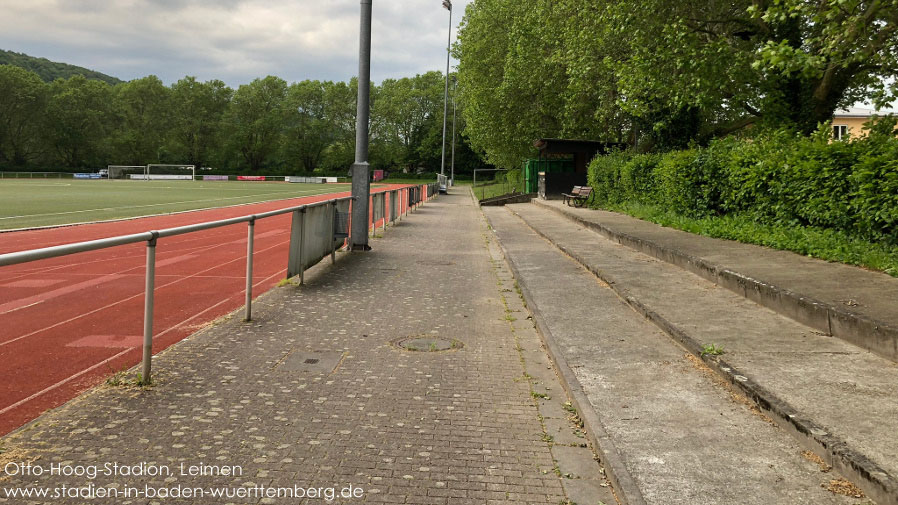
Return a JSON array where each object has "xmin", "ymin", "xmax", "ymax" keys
[{"xmin": 0, "ymin": 179, "xmax": 350, "ymax": 230}]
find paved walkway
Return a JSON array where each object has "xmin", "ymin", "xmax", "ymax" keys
[{"xmin": 0, "ymin": 190, "xmax": 612, "ymax": 505}]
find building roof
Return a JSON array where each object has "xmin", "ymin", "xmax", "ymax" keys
[{"xmin": 834, "ymin": 107, "xmax": 897, "ymax": 118}]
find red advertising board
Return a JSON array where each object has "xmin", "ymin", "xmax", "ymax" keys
[
  {"xmin": 237, "ymin": 176, "xmax": 266, "ymax": 181},
  {"xmin": 372, "ymin": 170, "xmax": 384, "ymax": 182}
]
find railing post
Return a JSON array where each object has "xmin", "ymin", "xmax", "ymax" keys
[
  {"xmin": 330, "ymin": 201, "xmax": 337, "ymax": 264},
  {"xmin": 382, "ymin": 192, "xmax": 387, "ymax": 232},
  {"xmin": 287, "ymin": 209, "xmax": 302, "ymax": 278},
  {"xmin": 347, "ymin": 199, "xmax": 353, "ymax": 245},
  {"xmin": 299, "ymin": 208, "xmax": 307, "ymax": 285},
  {"xmin": 244, "ymin": 218, "xmax": 255, "ymax": 321},
  {"xmin": 141, "ymin": 232, "xmax": 159, "ymax": 384},
  {"xmin": 390, "ymin": 190, "xmax": 397, "ymax": 224},
  {"xmin": 369, "ymin": 194, "xmax": 375, "ymax": 237}
]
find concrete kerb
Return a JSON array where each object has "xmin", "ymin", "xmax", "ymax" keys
[
  {"xmin": 510, "ymin": 204, "xmax": 898, "ymax": 505},
  {"xmin": 480, "ymin": 209, "xmax": 647, "ymax": 505},
  {"xmin": 533, "ymin": 198, "xmax": 898, "ymax": 363}
]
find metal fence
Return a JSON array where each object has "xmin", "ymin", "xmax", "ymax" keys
[
  {"xmin": 0, "ymin": 184, "xmax": 436, "ymax": 383},
  {"xmin": 0, "ymin": 173, "xmax": 349, "ymax": 182},
  {"xmin": 0, "ymin": 172, "xmax": 75, "ymax": 179},
  {"xmin": 472, "ymin": 169, "xmax": 519, "ymax": 200}
]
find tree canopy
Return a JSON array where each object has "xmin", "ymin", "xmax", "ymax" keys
[
  {"xmin": 455, "ymin": 0, "xmax": 898, "ymax": 167},
  {"xmin": 0, "ymin": 65, "xmax": 482, "ymax": 176},
  {"xmin": 0, "ymin": 49, "xmax": 122, "ymax": 85}
]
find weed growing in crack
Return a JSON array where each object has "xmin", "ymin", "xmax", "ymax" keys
[{"xmin": 701, "ymin": 343, "xmax": 725, "ymax": 356}]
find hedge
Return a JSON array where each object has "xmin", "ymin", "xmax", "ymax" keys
[{"xmin": 588, "ymin": 120, "xmax": 898, "ymax": 245}]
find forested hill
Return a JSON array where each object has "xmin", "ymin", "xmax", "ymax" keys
[{"xmin": 0, "ymin": 49, "xmax": 122, "ymax": 85}]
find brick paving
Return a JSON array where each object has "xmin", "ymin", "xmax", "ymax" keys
[{"xmin": 0, "ymin": 191, "xmax": 592, "ymax": 504}]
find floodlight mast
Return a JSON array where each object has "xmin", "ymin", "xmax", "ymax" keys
[
  {"xmin": 350, "ymin": 0, "xmax": 373, "ymax": 251},
  {"xmin": 451, "ymin": 77, "xmax": 457, "ymax": 186},
  {"xmin": 440, "ymin": 0, "xmax": 452, "ymax": 180}
]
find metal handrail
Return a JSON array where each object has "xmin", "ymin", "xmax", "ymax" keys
[
  {"xmin": 0, "ymin": 185, "xmax": 434, "ymax": 383},
  {"xmin": 0, "ymin": 196, "xmax": 353, "ymax": 267}
]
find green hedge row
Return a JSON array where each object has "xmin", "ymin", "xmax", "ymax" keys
[{"xmin": 588, "ymin": 120, "xmax": 898, "ymax": 244}]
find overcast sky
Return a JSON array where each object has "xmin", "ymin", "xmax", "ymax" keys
[{"xmin": 0, "ymin": 0, "xmax": 474, "ymax": 87}]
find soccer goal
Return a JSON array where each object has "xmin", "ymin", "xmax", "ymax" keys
[{"xmin": 107, "ymin": 165, "xmax": 147, "ymax": 180}]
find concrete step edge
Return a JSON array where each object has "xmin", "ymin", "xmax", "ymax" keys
[
  {"xmin": 483, "ymin": 211, "xmax": 648, "ymax": 505},
  {"xmin": 532, "ymin": 198, "xmax": 898, "ymax": 363},
  {"xmin": 509, "ymin": 204, "xmax": 898, "ymax": 505}
]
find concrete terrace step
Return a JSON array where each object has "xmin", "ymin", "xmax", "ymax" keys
[
  {"xmin": 483, "ymin": 206, "xmax": 866, "ymax": 505},
  {"xmin": 502, "ymin": 202, "xmax": 898, "ymax": 505},
  {"xmin": 533, "ymin": 198, "xmax": 898, "ymax": 363}
]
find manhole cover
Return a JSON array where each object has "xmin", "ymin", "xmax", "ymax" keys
[{"xmin": 393, "ymin": 336, "xmax": 463, "ymax": 352}]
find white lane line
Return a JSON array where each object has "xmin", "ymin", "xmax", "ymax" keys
[
  {"xmin": 0, "ymin": 348, "xmax": 133, "ymax": 416},
  {"xmin": 0, "ymin": 253, "xmax": 198, "ymax": 316},
  {"xmin": 0, "ymin": 237, "xmax": 289, "ymax": 347},
  {"xmin": 0, "ymin": 188, "xmax": 352, "ymax": 233},
  {"xmin": 0, "ymin": 189, "xmax": 328, "ymax": 221},
  {"xmin": 0, "ymin": 266, "xmax": 287, "ymax": 415}
]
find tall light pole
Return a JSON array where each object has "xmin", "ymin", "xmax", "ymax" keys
[
  {"xmin": 450, "ymin": 77, "xmax": 457, "ymax": 186},
  {"xmin": 439, "ymin": 0, "xmax": 452, "ymax": 178},
  {"xmin": 351, "ymin": 0, "xmax": 372, "ymax": 251}
]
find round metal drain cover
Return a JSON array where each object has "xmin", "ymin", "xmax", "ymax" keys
[{"xmin": 394, "ymin": 336, "xmax": 462, "ymax": 352}]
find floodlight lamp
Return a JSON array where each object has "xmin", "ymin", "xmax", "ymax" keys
[{"xmin": 442, "ymin": 0, "xmax": 452, "ymax": 10}]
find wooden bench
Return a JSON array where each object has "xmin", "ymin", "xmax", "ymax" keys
[{"xmin": 562, "ymin": 186, "xmax": 593, "ymax": 207}]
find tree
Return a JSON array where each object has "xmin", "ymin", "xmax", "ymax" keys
[
  {"xmin": 0, "ymin": 49, "xmax": 122, "ymax": 85},
  {"xmin": 600, "ymin": 0, "xmax": 898, "ymax": 135},
  {"xmin": 168, "ymin": 77, "xmax": 232, "ymax": 168},
  {"xmin": 111, "ymin": 75, "xmax": 172, "ymax": 164},
  {"xmin": 455, "ymin": 0, "xmax": 898, "ymax": 165},
  {"xmin": 455, "ymin": 0, "xmax": 568, "ymax": 169},
  {"xmin": 754, "ymin": 0, "xmax": 898, "ymax": 128},
  {"xmin": 317, "ymin": 79, "xmax": 357, "ymax": 173},
  {"xmin": 373, "ymin": 71, "xmax": 445, "ymax": 172},
  {"xmin": 45, "ymin": 75, "xmax": 114, "ymax": 167},
  {"xmin": 223, "ymin": 76, "xmax": 289, "ymax": 171},
  {"xmin": 281, "ymin": 80, "xmax": 353, "ymax": 174},
  {"xmin": 0, "ymin": 65, "xmax": 48, "ymax": 166}
]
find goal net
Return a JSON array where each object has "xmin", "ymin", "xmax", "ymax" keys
[{"xmin": 107, "ymin": 165, "xmax": 146, "ymax": 179}]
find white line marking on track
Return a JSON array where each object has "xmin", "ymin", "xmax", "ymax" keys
[
  {"xmin": 0, "ymin": 267, "xmax": 287, "ymax": 414},
  {"xmin": 0, "ymin": 348, "xmax": 133, "ymax": 416},
  {"xmin": 1, "ymin": 300, "xmax": 44, "ymax": 314},
  {"xmin": 0, "ymin": 238, "xmax": 289, "ymax": 346},
  {"xmin": 0, "ymin": 251, "xmax": 201, "ymax": 315},
  {"xmin": 0, "ymin": 189, "xmax": 328, "ymax": 221}
]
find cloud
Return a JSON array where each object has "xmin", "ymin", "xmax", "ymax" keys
[{"xmin": 0, "ymin": 0, "xmax": 472, "ymax": 87}]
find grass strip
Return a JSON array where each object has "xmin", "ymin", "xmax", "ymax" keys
[{"xmin": 594, "ymin": 201, "xmax": 898, "ymax": 278}]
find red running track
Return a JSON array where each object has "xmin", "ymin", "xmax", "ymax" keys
[{"xmin": 0, "ymin": 184, "xmax": 420, "ymax": 435}]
